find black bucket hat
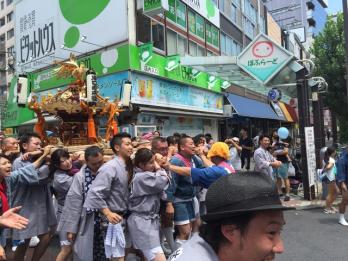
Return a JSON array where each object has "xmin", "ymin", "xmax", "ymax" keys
[{"xmin": 202, "ymin": 171, "xmax": 295, "ymax": 222}]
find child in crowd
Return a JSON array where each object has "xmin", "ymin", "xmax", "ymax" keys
[{"xmin": 127, "ymin": 148, "xmax": 169, "ymax": 261}]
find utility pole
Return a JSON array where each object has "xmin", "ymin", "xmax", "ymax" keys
[
  {"xmin": 297, "ymin": 67, "xmax": 311, "ymax": 200},
  {"xmin": 343, "ymin": 0, "xmax": 348, "ymax": 102}
]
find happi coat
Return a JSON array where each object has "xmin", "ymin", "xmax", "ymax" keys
[
  {"xmin": 57, "ymin": 165, "xmax": 96, "ymax": 261},
  {"xmin": 0, "ymin": 164, "xmax": 42, "ymax": 245},
  {"xmin": 127, "ymin": 168, "xmax": 169, "ymax": 250},
  {"xmin": 84, "ymin": 156, "xmax": 129, "ymax": 214},
  {"xmin": 11, "ymin": 157, "xmax": 57, "ymax": 240}
]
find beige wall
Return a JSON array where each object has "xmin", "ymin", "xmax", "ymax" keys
[{"xmin": 267, "ymin": 13, "xmax": 282, "ymax": 45}]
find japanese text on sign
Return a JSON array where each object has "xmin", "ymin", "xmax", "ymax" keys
[
  {"xmin": 247, "ymin": 58, "xmax": 278, "ymax": 67},
  {"xmin": 20, "ymin": 22, "xmax": 56, "ymax": 63},
  {"xmin": 20, "ymin": 10, "xmax": 36, "ymax": 33}
]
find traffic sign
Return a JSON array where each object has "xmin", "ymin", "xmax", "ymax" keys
[{"xmin": 237, "ymin": 34, "xmax": 294, "ymax": 84}]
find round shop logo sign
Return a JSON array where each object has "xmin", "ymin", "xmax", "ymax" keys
[{"xmin": 252, "ymin": 41, "xmax": 274, "ymax": 58}]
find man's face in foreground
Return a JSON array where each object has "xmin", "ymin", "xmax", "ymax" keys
[{"xmin": 222, "ymin": 210, "xmax": 285, "ymax": 261}]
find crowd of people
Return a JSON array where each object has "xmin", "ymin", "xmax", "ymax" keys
[{"xmin": 0, "ymin": 129, "xmax": 299, "ymax": 261}]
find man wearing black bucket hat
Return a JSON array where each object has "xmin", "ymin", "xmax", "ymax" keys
[{"xmin": 168, "ymin": 171, "xmax": 294, "ymax": 261}]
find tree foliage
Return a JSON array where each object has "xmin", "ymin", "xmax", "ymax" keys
[{"xmin": 311, "ymin": 13, "xmax": 348, "ymax": 142}]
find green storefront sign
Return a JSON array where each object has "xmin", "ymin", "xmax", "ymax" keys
[
  {"xmin": 3, "ymin": 76, "xmax": 34, "ymax": 128},
  {"xmin": 166, "ymin": 0, "xmax": 176, "ymax": 22},
  {"xmin": 33, "ymin": 43, "xmax": 224, "ymax": 94},
  {"xmin": 143, "ymin": 0, "xmax": 169, "ymax": 16},
  {"xmin": 129, "ymin": 44, "xmax": 222, "ymax": 92}
]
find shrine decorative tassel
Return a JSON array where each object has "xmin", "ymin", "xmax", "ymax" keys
[{"xmin": 87, "ymin": 112, "xmax": 97, "ymax": 142}]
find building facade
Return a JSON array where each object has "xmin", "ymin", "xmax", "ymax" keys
[
  {"xmin": 3, "ymin": 0, "xmax": 296, "ymax": 140},
  {"xmin": 264, "ymin": 0, "xmax": 328, "ymax": 48},
  {"xmin": 0, "ymin": 0, "xmax": 14, "ymax": 95}
]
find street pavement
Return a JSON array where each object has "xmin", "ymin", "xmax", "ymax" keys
[{"xmin": 278, "ymin": 208, "xmax": 348, "ymax": 261}]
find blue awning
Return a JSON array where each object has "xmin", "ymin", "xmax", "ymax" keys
[{"xmin": 226, "ymin": 93, "xmax": 285, "ymax": 121}]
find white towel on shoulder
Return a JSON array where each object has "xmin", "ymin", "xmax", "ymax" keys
[{"xmin": 104, "ymin": 223, "xmax": 126, "ymax": 258}]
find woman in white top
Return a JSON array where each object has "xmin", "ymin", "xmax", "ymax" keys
[
  {"xmin": 226, "ymin": 137, "xmax": 242, "ymax": 171},
  {"xmin": 322, "ymin": 146, "xmax": 338, "ymax": 214}
]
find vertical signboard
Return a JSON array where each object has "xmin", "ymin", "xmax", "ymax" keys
[{"xmin": 305, "ymin": 126, "xmax": 317, "ymax": 187}]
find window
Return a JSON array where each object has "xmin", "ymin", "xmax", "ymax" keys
[
  {"xmin": 136, "ymin": 12, "xmax": 165, "ymax": 51},
  {"xmin": 6, "ymin": 28, "xmax": 13, "ymax": 39},
  {"xmin": 244, "ymin": 17, "xmax": 255, "ymax": 39},
  {"xmin": 166, "ymin": 29, "xmax": 187, "ymax": 56},
  {"xmin": 0, "ymin": 17, "xmax": 5, "ymax": 28},
  {"xmin": 232, "ymin": 0, "xmax": 241, "ymax": 7},
  {"xmin": 231, "ymin": 3, "xmax": 237, "ymax": 23},
  {"xmin": 7, "ymin": 46, "xmax": 14, "ymax": 57},
  {"xmin": 6, "ymin": 0, "xmax": 12, "ymax": 6},
  {"xmin": 6, "ymin": 12, "xmax": 13, "ymax": 23},
  {"xmin": 197, "ymin": 45, "xmax": 205, "ymax": 56},
  {"xmin": 259, "ymin": 16, "xmax": 266, "ymax": 34},
  {"xmin": 220, "ymin": 32, "xmax": 242, "ymax": 56},
  {"xmin": 189, "ymin": 41, "xmax": 197, "ymax": 56},
  {"xmin": 167, "ymin": 30, "xmax": 177, "ymax": 55},
  {"xmin": 220, "ymin": 0, "xmax": 225, "ymax": 11},
  {"xmin": 244, "ymin": 0, "xmax": 256, "ymax": 23},
  {"xmin": 177, "ymin": 34, "xmax": 187, "ymax": 55},
  {"xmin": 189, "ymin": 41, "xmax": 205, "ymax": 56},
  {"xmin": 0, "ymin": 1, "xmax": 4, "ymax": 10},
  {"xmin": 0, "ymin": 34, "xmax": 4, "ymax": 43},
  {"xmin": 221, "ymin": 34, "xmax": 226, "ymax": 55},
  {"xmin": 152, "ymin": 21, "xmax": 165, "ymax": 51}
]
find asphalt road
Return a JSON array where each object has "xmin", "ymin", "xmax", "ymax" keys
[{"xmin": 278, "ymin": 209, "xmax": 348, "ymax": 261}]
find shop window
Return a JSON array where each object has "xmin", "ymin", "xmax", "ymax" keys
[{"xmin": 137, "ymin": 12, "xmax": 165, "ymax": 51}]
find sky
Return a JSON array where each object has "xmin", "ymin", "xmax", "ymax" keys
[{"xmin": 327, "ymin": 1, "xmax": 343, "ymax": 14}]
